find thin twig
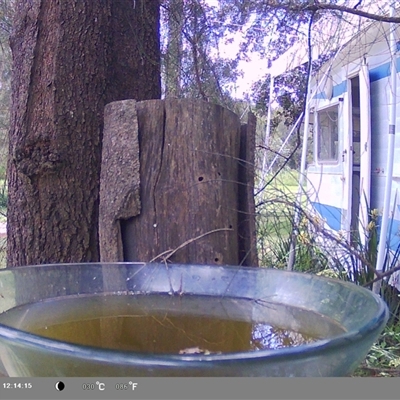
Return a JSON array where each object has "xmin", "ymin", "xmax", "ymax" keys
[
  {"xmin": 357, "ymin": 365, "xmax": 400, "ymax": 376},
  {"xmin": 149, "ymin": 227, "xmax": 233, "ymax": 263},
  {"xmin": 363, "ymin": 264, "xmax": 400, "ymax": 287}
]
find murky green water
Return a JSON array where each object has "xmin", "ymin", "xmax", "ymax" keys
[{"xmin": 0, "ymin": 294, "xmax": 345, "ymax": 354}]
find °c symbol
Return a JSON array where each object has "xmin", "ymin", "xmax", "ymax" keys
[{"xmin": 55, "ymin": 381, "xmax": 65, "ymax": 391}]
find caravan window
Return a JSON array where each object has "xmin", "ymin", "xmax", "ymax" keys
[{"xmin": 317, "ymin": 105, "xmax": 338, "ymax": 162}]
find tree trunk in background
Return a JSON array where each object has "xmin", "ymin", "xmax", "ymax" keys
[
  {"xmin": 106, "ymin": 0, "xmax": 160, "ymax": 103},
  {"xmin": 7, "ymin": 0, "xmax": 160, "ymax": 267},
  {"xmin": 165, "ymin": 0, "xmax": 184, "ymax": 98}
]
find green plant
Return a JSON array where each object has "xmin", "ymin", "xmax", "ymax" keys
[
  {"xmin": 256, "ymin": 169, "xmax": 329, "ymax": 273},
  {"xmin": 353, "ymin": 325, "xmax": 400, "ymax": 377},
  {"xmin": 257, "ymin": 167, "xmax": 400, "ymax": 376}
]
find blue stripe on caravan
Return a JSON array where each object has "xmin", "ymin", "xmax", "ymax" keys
[
  {"xmin": 310, "ymin": 202, "xmax": 342, "ymax": 231},
  {"xmin": 388, "ymin": 218, "xmax": 400, "ymax": 252},
  {"xmin": 314, "ymin": 80, "xmax": 347, "ymax": 100},
  {"xmin": 369, "ymin": 57, "xmax": 400, "ymax": 83},
  {"xmin": 309, "ymin": 203, "xmax": 400, "ymax": 253},
  {"xmin": 314, "ymin": 57, "xmax": 400, "ymax": 99},
  {"xmin": 332, "ymin": 81, "xmax": 347, "ymax": 98},
  {"xmin": 376, "ymin": 216, "xmax": 400, "ymax": 253},
  {"xmin": 309, "ymin": 206, "xmax": 400, "ymax": 252},
  {"xmin": 314, "ymin": 93, "xmax": 326, "ymax": 99}
]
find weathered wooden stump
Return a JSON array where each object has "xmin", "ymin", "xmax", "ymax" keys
[
  {"xmin": 238, "ymin": 112, "xmax": 258, "ymax": 266},
  {"xmin": 99, "ymin": 99, "xmax": 257, "ymax": 266}
]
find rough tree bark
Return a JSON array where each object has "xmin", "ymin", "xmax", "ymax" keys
[
  {"xmin": 99, "ymin": 100, "xmax": 141, "ymax": 263},
  {"xmin": 7, "ymin": 0, "xmax": 160, "ymax": 267}
]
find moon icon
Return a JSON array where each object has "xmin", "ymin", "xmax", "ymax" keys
[{"xmin": 55, "ymin": 381, "xmax": 65, "ymax": 391}]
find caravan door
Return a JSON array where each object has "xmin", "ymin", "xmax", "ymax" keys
[
  {"xmin": 345, "ymin": 65, "xmax": 371, "ymax": 243},
  {"xmin": 342, "ymin": 77, "xmax": 353, "ymax": 239},
  {"xmin": 308, "ymin": 64, "xmax": 371, "ymax": 241},
  {"xmin": 358, "ymin": 63, "xmax": 371, "ymax": 244},
  {"xmin": 342, "ymin": 64, "xmax": 371, "ymax": 244}
]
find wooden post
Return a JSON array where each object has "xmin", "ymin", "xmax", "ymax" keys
[
  {"xmin": 121, "ymin": 99, "xmax": 240, "ymax": 265},
  {"xmin": 238, "ymin": 112, "xmax": 258, "ymax": 266},
  {"xmin": 99, "ymin": 99, "xmax": 258, "ymax": 267}
]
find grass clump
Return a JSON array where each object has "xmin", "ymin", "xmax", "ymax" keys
[
  {"xmin": 354, "ymin": 325, "xmax": 400, "ymax": 377},
  {"xmin": 256, "ymin": 168, "xmax": 400, "ymax": 377},
  {"xmin": 256, "ymin": 168, "xmax": 329, "ymax": 274}
]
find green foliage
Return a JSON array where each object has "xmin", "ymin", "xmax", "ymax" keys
[
  {"xmin": 257, "ymin": 205, "xmax": 330, "ymax": 274},
  {"xmin": 256, "ymin": 169, "xmax": 328, "ymax": 274},
  {"xmin": 160, "ymin": 0, "xmax": 240, "ymax": 109},
  {"xmin": 0, "ymin": 180, "xmax": 6, "ymax": 215},
  {"xmin": 257, "ymin": 168, "xmax": 400, "ymax": 376},
  {"xmin": 353, "ymin": 325, "xmax": 400, "ymax": 377},
  {"xmin": 0, "ymin": 0, "xmax": 13, "ymax": 41},
  {"xmin": 252, "ymin": 51, "xmax": 337, "ymax": 120},
  {"xmin": 0, "ymin": 1, "xmax": 13, "ymax": 185},
  {"xmin": 160, "ymin": 0, "xmax": 340, "ymax": 112}
]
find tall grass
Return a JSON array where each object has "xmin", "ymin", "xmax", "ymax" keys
[
  {"xmin": 256, "ymin": 168, "xmax": 400, "ymax": 376},
  {"xmin": 256, "ymin": 169, "xmax": 329, "ymax": 274}
]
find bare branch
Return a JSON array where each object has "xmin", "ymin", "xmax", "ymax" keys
[
  {"xmin": 265, "ymin": 1, "xmax": 400, "ymax": 23},
  {"xmin": 306, "ymin": 2, "xmax": 400, "ymax": 23}
]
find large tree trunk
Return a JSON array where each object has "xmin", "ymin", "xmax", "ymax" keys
[
  {"xmin": 106, "ymin": 0, "xmax": 160, "ymax": 103},
  {"xmin": 7, "ymin": 0, "xmax": 160, "ymax": 267}
]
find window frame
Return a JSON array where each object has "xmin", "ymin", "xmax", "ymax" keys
[{"xmin": 315, "ymin": 103, "xmax": 340, "ymax": 164}]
